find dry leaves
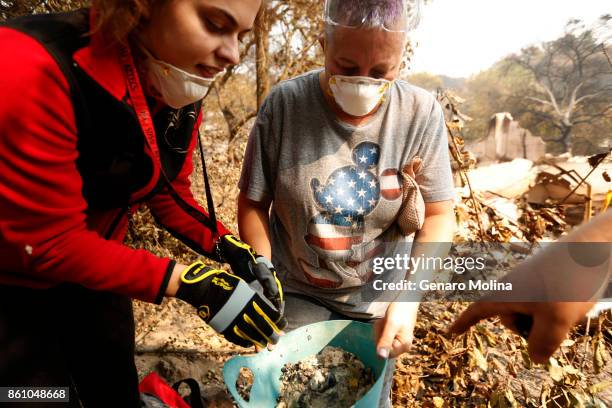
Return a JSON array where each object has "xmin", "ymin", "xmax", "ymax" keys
[
  {"xmin": 125, "ymin": 92, "xmax": 612, "ymax": 408},
  {"xmin": 393, "ymin": 304, "xmax": 612, "ymax": 407}
]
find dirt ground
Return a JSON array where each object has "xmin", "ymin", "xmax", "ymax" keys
[
  {"xmin": 130, "ymin": 125, "xmax": 612, "ymax": 407},
  {"xmin": 133, "ymin": 298, "xmax": 612, "ymax": 407}
]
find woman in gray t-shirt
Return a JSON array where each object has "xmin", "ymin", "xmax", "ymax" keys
[{"xmin": 238, "ymin": 0, "xmax": 455, "ymax": 380}]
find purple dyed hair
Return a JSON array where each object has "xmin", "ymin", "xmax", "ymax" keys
[{"xmin": 326, "ymin": 0, "xmax": 408, "ymax": 31}]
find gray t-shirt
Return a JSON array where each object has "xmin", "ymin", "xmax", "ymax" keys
[{"xmin": 239, "ymin": 70, "xmax": 454, "ymax": 318}]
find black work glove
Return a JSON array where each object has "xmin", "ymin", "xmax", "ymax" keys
[
  {"xmin": 216, "ymin": 234, "xmax": 285, "ymax": 315},
  {"xmin": 176, "ymin": 260, "xmax": 286, "ymax": 348}
]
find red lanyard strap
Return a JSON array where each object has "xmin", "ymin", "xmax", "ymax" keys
[
  {"xmin": 116, "ymin": 43, "xmax": 219, "ymax": 236},
  {"xmin": 117, "ymin": 43, "xmax": 161, "ymax": 170}
]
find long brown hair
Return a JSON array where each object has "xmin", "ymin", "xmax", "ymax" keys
[{"xmin": 90, "ymin": 0, "xmax": 161, "ymax": 43}]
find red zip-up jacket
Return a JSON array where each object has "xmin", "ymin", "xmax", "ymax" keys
[{"xmin": 0, "ymin": 13, "xmax": 230, "ymax": 303}]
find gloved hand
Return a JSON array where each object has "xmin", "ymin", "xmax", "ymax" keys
[
  {"xmin": 216, "ymin": 234, "xmax": 285, "ymax": 314},
  {"xmin": 176, "ymin": 260, "xmax": 286, "ymax": 348}
]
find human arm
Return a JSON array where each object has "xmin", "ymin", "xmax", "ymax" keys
[
  {"xmin": 144, "ymin": 121, "xmax": 286, "ymax": 344},
  {"xmin": 450, "ymin": 210, "xmax": 612, "ymax": 363},
  {"xmin": 450, "ymin": 301, "xmax": 595, "ymax": 363},
  {"xmin": 144, "ymin": 109, "xmax": 283, "ymax": 307},
  {"xmin": 0, "ymin": 28, "xmax": 176, "ymax": 303},
  {"xmin": 237, "ymin": 192, "xmax": 273, "ymax": 258},
  {"xmin": 375, "ymin": 200, "xmax": 456, "ymax": 358},
  {"xmin": 374, "ymin": 95, "xmax": 457, "ymax": 358}
]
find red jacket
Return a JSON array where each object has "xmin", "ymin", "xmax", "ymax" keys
[{"xmin": 0, "ymin": 12, "xmax": 230, "ymax": 303}]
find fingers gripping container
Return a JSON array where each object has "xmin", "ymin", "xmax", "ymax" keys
[{"xmin": 223, "ymin": 320, "xmax": 388, "ymax": 407}]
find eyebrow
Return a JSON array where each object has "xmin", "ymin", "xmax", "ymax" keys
[
  {"xmin": 337, "ymin": 57, "xmax": 393, "ymax": 71},
  {"xmin": 209, "ymin": 6, "xmax": 254, "ymax": 35},
  {"xmin": 337, "ymin": 57, "xmax": 357, "ymax": 66}
]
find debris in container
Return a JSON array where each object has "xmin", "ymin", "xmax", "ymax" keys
[
  {"xmin": 276, "ymin": 346, "xmax": 375, "ymax": 408},
  {"xmin": 236, "ymin": 367, "xmax": 253, "ymax": 402}
]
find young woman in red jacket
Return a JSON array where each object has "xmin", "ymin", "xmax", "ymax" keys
[{"xmin": 0, "ymin": 1, "xmax": 284, "ymax": 406}]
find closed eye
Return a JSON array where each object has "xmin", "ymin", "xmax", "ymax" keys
[
  {"xmin": 204, "ymin": 16, "xmax": 226, "ymax": 33},
  {"xmin": 338, "ymin": 66, "xmax": 359, "ymax": 76}
]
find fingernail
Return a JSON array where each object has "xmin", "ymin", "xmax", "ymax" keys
[{"xmin": 378, "ymin": 347, "xmax": 390, "ymax": 359}]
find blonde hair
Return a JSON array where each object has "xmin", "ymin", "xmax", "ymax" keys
[{"xmin": 90, "ymin": 0, "xmax": 161, "ymax": 43}]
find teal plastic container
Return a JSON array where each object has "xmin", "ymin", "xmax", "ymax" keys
[{"xmin": 223, "ymin": 320, "xmax": 388, "ymax": 407}]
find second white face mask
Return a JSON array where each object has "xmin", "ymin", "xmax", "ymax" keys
[
  {"xmin": 139, "ymin": 45, "xmax": 215, "ymax": 109},
  {"xmin": 328, "ymin": 75, "xmax": 391, "ymax": 117}
]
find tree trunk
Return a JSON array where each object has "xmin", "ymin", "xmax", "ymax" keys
[
  {"xmin": 559, "ymin": 125, "xmax": 572, "ymax": 153},
  {"xmin": 254, "ymin": 4, "xmax": 270, "ymax": 108}
]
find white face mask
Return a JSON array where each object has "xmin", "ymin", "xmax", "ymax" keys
[
  {"xmin": 328, "ymin": 75, "xmax": 391, "ymax": 117},
  {"xmin": 138, "ymin": 45, "xmax": 216, "ymax": 109}
]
